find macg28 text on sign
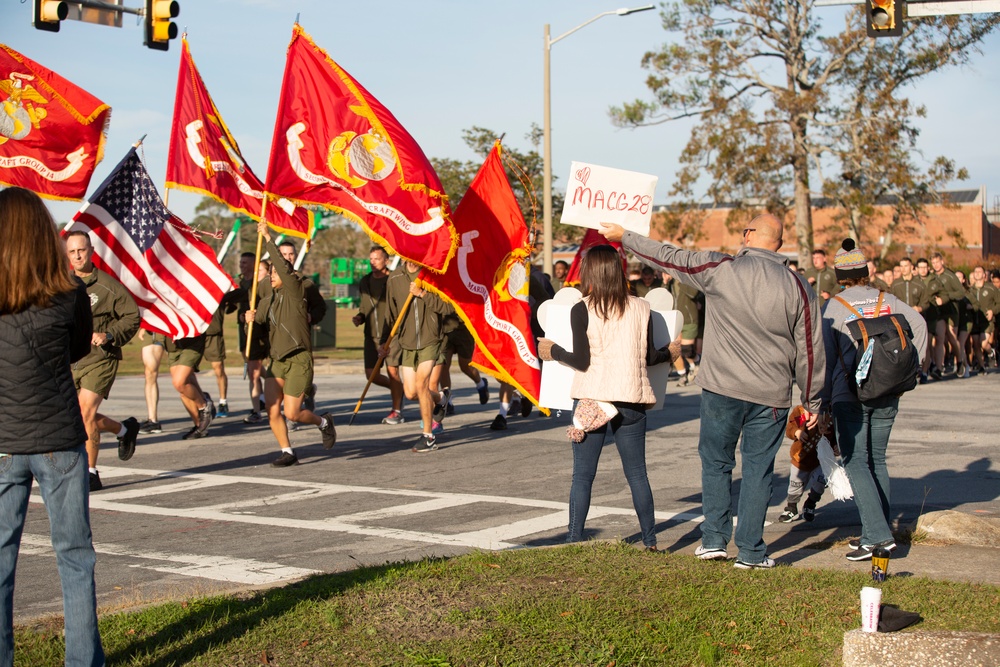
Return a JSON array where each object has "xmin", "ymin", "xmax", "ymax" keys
[{"xmin": 559, "ymin": 161, "xmax": 658, "ymax": 236}]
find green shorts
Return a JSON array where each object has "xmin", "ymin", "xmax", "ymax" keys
[
  {"xmin": 145, "ymin": 332, "xmax": 167, "ymax": 347},
  {"xmin": 943, "ymin": 302, "xmax": 960, "ymax": 328},
  {"xmin": 168, "ymin": 336, "xmax": 205, "ymax": 372},
  {"xmin": 73, "ymin": 358, "xmax": 118, "ymax": 399},
  {"xmin": 385, "ymin": 338, "xmax": 402, "ymax": 367},
  {"xmin": 401, "ymin": 343, "xmax": 440, "ymax": 370},
  {"xmin": 203, "ymin": 334, "xmax": 226, "ymax": 363},
  {"xmin": 681, "ymin": 321, "xmax": 700, "ymax": 340},
  {"xmin": 264, "ymin": 350, "xmax": 314, "ymax": 397},
  {"xmin": 444, "ymin": 326, "xmax": 475, "ymax": 360}
]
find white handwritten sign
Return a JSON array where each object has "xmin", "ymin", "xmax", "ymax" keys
[{"xmin": 560, "ymin": 161, "xmax": 657, "ymax": 236}]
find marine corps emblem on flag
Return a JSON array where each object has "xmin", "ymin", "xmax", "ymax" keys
[{"xmin": 0, "ymin": 45, "xmax": 110, "ymax": 200}]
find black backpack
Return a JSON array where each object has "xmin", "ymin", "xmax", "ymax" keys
[{"xmin": 833, "ymin": 292, "xmax": 919, "ymax": 402}]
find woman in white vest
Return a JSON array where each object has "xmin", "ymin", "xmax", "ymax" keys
[{"xmin": 538, "ymin": 245, "xmax": 674, "ymax": 551}]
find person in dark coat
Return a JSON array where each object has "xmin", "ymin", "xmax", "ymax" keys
[{"xmin": 0, "ymin": 187, "xmax": 105, "ymax": 666}]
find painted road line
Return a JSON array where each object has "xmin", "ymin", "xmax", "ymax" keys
[{"xmin": 19, "ymin": 535, "xmax": 319, "ymax": 585}]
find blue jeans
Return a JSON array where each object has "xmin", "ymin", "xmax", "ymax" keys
[
  {"xmin": 833, "ymin": 398, "xmax": 898, "ymax": 546},
  {"xmin": 0, "ymin": 445, "xmax": 104, "ymax": 667},
  {"xmin": 567, "ymin": 403, "xmax": 657, "ymax": 548},
  {"xmin": 698, "ymin": 390, "xmax": 788, "ymax": 564}
]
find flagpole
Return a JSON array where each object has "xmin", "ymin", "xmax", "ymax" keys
[
  {"xmin": 348, "ymin": 270, "xmax": 420, "ymax": 425},
  {"xmin": 244, "ymin": 198, "xmax": 268, "ymax": 358}
]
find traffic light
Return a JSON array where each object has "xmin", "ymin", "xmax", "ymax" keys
[
  {"xmin": 144, "ymin": 0, "xmax": 179, "ymax": 51},
  {"xmin": 866, "ymin": 0, "xmax": 903, "ymax": 37},
  {"xmin": 32, "ymin": 0, "xmax": 68, "ymax": 32}
]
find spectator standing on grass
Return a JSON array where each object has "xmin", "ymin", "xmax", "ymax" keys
[
  {"xmin": 601, "ymin": 214, "xmax": 825, "ymax": 569},
  {"xmin": 804, "ymin": 248, "xmax": 838, "ymax": 307},
  {"xmin": 64, "ymin": 230, "xmax": 141, "ymax": 492},
  {"xmin": 820, "ymin": 240, "xmax": 927, "ymax": 562},
  {"xmin": 0, "ymin": 187, "xmax": 105, "ymax": 666},
  {"xmin": 537, "ymin": 245, "xmax": 674, "ymax": 551}
]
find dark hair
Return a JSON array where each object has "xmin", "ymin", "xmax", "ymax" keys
[
  {"xmin": 554, "ymin": 260, "xmax": 569, "ymax": 269},
  {"xmin": 813, "ymin": 248, "xmax": 827, "ymax": 256},
  {"xmin": 278, "ymin": 240, "xmax": 296, "ymax": 252},
  {"xmin": 240, "ymin": 251, "xmax": 256, "ymax": 260},
  {"xmin": 838, "ymin": 276, "xmax": 870, "ymax": 288},
  {"xmin": 916, "ymin": 258, "xmax": 929, "ymax": 266},
  {"xmin": 579, "ymin": 245, "xmax": 628, "ymax": 321},
  {"xmin": 64, "ymin": 230, "xmax": 92, "ymax": 245},
  {"xmin": 370, "ymin": 245, "xmax": 388, "ymax": 256},
  {"xmin": 931, "ymin": 252, "xmax": 944, "ymax": 261},
  {"xmin": 0, "ymin": 188, "xmax": 78, "ymax": 314},
  {"xmin": 899, "ymin": 257, "xmax": 912, "ymax": 265}
]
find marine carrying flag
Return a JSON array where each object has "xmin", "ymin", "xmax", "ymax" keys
[
  {"xmin": 264, "ymin": 24, "xmax": 457, "ymax": 272},
  {"xmin": 64, "ymin": 148, "xmax": 237, "ymax": 339},
  {"xmin": 422, "ymin": 143, "xmax": 542, "ymax": 408},
  {"xmin": 0, "ymin": 44, "xmax": 110, "ymax": 200},
  {"xmin": 165, "ymin": 38, "xmax": 313, "ymax": 238}
]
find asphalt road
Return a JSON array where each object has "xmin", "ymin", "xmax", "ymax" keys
[{"xmin": 14, "ymin": 366, "xmax": 1000, "ymax": 621}]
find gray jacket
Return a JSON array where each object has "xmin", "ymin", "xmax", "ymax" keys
[
  {"xmin": 820, "ymin": 285, "xmax": 928, "ymax": 409},
  {"xmin": 623, "ymin": 231, "xmax": 825, "ymax": 411}
]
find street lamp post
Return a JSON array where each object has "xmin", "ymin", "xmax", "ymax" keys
[{"xmin": 541, "ymin": 5, "xmax": 656, "ymax": 275}]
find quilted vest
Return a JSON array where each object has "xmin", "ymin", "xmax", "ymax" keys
[{"xmin": 571, "ymin": 296, "xmax": 656, "ymax": 405}]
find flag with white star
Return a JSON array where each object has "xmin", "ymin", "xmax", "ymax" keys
[{"xmin": 64, "ymin": 147, "xmax": 236, "ymax": 339}]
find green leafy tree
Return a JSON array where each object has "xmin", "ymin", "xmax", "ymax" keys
[{"xmin": 611, "ymin": 2, "xmax": 997, "ymax": 263}]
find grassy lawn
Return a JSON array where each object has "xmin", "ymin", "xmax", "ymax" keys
[
  {"xmin": 115, "ymin": 308, "xmax": 366, "ymax": 377},
  {"xmin": 14, "ymin": 542, "xmax": 1000, "ymax": 666}
]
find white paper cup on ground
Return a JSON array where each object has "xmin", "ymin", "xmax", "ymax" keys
[{"xmin": 861, "ymin": 586, "xmax": 882, "ymax": 633}]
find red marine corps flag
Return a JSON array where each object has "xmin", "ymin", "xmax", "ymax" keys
[
  {"xmin": 0, "ymin": 44, "xmax": 110, "ymax": 200},
  {"xmin": 422, "ymin": 143, "xmax": 542, "ymax": 409},
  {"xmin": 64, "ymin": 148, "xmax": 237, "ymax": 339},
  {"xmin": 264, "ymin": 24, "xmax": 457, "ymax": 272},
  {"xmin": 165, "ymin": 38, "xmax": 313, "ymax": 238}
]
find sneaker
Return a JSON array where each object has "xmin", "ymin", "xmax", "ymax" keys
[
  {"xmin": 509, "ymin": 396, "xmax": 521, "ymax": 417},
  {"xmin": 303, "ymin": 384, "xmax": 317, "ymax": 413},
  {"xmin": 677, "ymin": 373, "xmax": 690, "ymax": 387},
  {"xmin": 431, "ymin": 420, "xmax": 444, "ymax": 435},
  {"xmin": 320, "ymin": 413, "xmax": 337, "ymax": 449},
  {"xmin": 846, "ymin": 539, "xmax": 897, "ymax": 561},
  {"xmin": 203, "ymin": 393, "xmax": 216, "ymax": 419},
  {"xmin": 271, "ymin": 451, "xmax": 299, "ymax": 467},
  {"xmin": 287, "ymin": 418, "xmax": 300, "ymax": 432},
  {"xmin": 412, "ymin": 433, "xmax": 439, "ymax": 453},
  {"xmin": 243, "ymin": 411, "xmax": 265, "ymax": 424},
  {"xmin": 182, "ymin": 426, "xmax": 204, "ymax": 440},
  {"xmin": 918, "ymin": 372, "xmax": 929, "ymax": 385},
  {"xmin": 432, "ymin": 388, "xmax": 451, "ymax": 423},
  {"xmin": 694, "ymin": 545, "xmax": 728, "ymax": 561},
  {"xmin": 802, "ymin": 506, "xmax": 816, "ymax": 522},
  {"xmin": 382, "ymin": 410, "xmax": 405, "ymax": 425},
  {"xmin": 445, "ymin": 403, "xmax": 455, "ymax": 416},
  {"xmin": 139, "ymin": 419, "xmax": 162, "ymax": 434},
  {"xmin": 521, "ymin": 396, "xmax": 533, "ymax": 418},
  {"xmin": 216, "ymin": 401, "xmax": 229, "ymax": 418},
  {"xmin": 848, "ymin": 538, "xmax": 895, "ymax": 552},
  {"xmin": 777, "ymin": 509, "xmax": 798, "ymax": 523},
  {"xmin": 477, "ymin": 378, "xmax": 490, "ymax": 405},
  {"xmin": 958, "ymin": 364, "xmax": 970, "ymax": 379},
  {"xmin": 197, "ymin": 403, "xmax": 213, "ymax": 435},
  {"xmin": 89, "ymin": 471, "xmax": 102, "ymax": 492},
  {"xmin": 490, "ymin": 414, "xmax": 507, "ymax": 431},
  {"xmin": 734, "ymin": 556, "xmax": 776, "ymax": 569},
  {"xmin": 930, "ymin": 368, "xmax": 944, "ymax": 381},
  {"xmin": 117, "ymin": 417, "xmax": 140, "ymax": 461}
]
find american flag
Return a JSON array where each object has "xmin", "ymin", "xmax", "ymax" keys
[{"xmin": 64, "ymin": 148, "xmax": 236, "ymax": 339}]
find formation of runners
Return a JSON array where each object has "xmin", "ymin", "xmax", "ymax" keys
[{"xmin": 73, "ymin": 224, "xmax": 998, "ymax": 493}]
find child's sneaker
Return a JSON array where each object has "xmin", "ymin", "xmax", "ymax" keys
[
  {"xmin": 802, "ymin": 506, "xmax": 815, "ymax": 522},
  {"xmin": 777, "ymin": 506, "xmax": 798, "ymax": 523}
]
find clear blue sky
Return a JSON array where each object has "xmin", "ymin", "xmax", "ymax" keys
[{"xmin": 3, "ymin": 0, "xmax": 1000, "ymax": 227}]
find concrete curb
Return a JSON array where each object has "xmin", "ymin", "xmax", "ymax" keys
[{"xmin": 843, "ymin": 628, "xmax": 1000, "ymax": 666}]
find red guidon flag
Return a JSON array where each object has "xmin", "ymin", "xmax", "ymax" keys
[
  {"xmin": 165, "ymin": 38, "xmax": 313, "ymax": 238},
  {"xmin": 264, "ymin": 24, "xmax": 457, "ymax": 272},
  {"xmin": 564, "ymin": 227, "xmax": 625, "ymax": 286},
  {"xmin": 64, "ymin": 148, "xmax": 237, "ymax": 339},
  {"xmin": 0, "ymin": 44, "xmax": 110, "ymax": 200},
  {"xmin": 422, "ymin": 143, "xmax": 542, "ymax": 409}
]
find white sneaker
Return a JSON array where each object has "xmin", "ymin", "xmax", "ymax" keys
[
  {"xmin": 694, "ymin": 545, "xmax": 728, "ymax": 561},
  {"xmin": 734, "ymin": 556, "xmax": 776, "ymax": 569}
]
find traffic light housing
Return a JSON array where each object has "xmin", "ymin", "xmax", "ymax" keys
[
  {"xmin": 144, "ymin": 0, "xmax": 179, "ymax": 51},
  {"xmin": 32, "ymin": 0, "xmax": 68, "ymax": 32},
  {"xmin": 866, "ymin": 0, "xmax": 903, "ymax": 37}
]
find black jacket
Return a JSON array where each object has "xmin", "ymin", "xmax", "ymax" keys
[{"xmin": 0, "ymin": 284, "xmax": 93, "ymax": 454}]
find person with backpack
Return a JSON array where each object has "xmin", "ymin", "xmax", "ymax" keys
[{"xmin": 820, "ymin": 239, "xmax": 927, "ymax": 562}]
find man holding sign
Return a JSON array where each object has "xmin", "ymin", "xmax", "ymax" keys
[{"xmin": 600, "ymin": 215, "xmax": 824, "ymax": 570}]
